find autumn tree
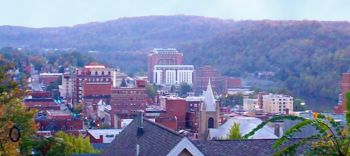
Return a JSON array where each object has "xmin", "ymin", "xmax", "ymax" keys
[
  {"xmin": 74, "ymin": 103, "xmax": 83, "ymax": 114},
  {"xmin": 0, "ymin": 55, "xmax": 38, "ymax": 155}
]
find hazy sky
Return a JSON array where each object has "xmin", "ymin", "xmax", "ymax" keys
[{"xmin": 0, "ymin": 0, "xmax": 349, "ymax": 28}]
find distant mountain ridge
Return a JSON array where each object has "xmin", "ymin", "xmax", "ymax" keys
[{"xmin": 0, "ymin": 15, "xmax": 257, "ymax": 51}]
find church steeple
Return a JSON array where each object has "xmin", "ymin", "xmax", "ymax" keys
[{"xmin": 204, "ymin": 79, "xmax": 216, "ymax": 112}]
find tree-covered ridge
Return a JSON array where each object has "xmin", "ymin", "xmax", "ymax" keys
[
  {"xmin": 178, "ymin": 20, "xmax": 350, "ymax": 99},
  {"xmin": 0, "ymin": 15, "xmax": 249, "ymax": 51}
]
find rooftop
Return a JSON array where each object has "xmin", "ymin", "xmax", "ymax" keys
[
  {"xmin": 39, "ymin": 73, "xmax": 63, "ymax": 76},
  {"xmin": 153, "ymin": 48, "xmax": 180, "ymax": 54},
  {"xmin": 154, "ymin": 65, "xmax": 194, "ymax": 70},
  {"xmin": 101, "ymin": 118, "xmax": 185, "ymax": 156},
  {"xmin": 88, "ymin": 129, "xmax": 123, "ymax": 143},
  {"xmin": 46, "ymin": 110, "xmax": 72, "ymax": 116}
]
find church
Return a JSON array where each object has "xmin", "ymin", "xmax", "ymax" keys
[{"xmin": 198, "ymin": 80, "xmax": 220, "ymax": 140}]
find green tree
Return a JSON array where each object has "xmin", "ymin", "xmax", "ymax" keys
[
  {"xmin": 145, "ymin": 84, "xmax": 156, "ymax": 99},
  {"xmin": 226, "ymin": 122, "xmax": 242, "ymax": 139},
  {"xmin": 244, "ymin": 91, "xmax": 350, "ymax": 155},
  {"xmin": 180, "ymin": 81, "xmax": 192, "ymax": 95},
  {"xmin": 35, "ymin": 131, "xmax": 100, "ymax": 155},
  {"xmin": 293, "ymin": 98, "xmax": 306, "ymax": 111},
  {"xmin": 75, "ymin": 103, "xmax": 83, "ymax": 114}
]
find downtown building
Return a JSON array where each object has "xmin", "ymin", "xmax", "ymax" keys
[
  {"xmin": 147, "ymin": 48, "xmax": 183, "ymax": 83},
  {"xmin": 110, "ymin": 80, "xmax": 147, "ymax": 128},
  {"xmin": 193, "ymin": 65, "xmax": 242, "ymax": 94},
  {"xmin": 71, "ymin": 63, "xmax": 126, "ymax": 105},
  {"xmin": 153, "ymin": 65, "xmax": 194, "ymax": 85}
]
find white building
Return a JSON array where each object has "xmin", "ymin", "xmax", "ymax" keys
[
  {"xmin": 208, "ymin": 117, "xmax": 281, "ymax": 139},
  {"xmin": 153, "ymin": 65, "xmax": 194, "ymax": 85},
  {"xmin": 262, "ymin": 93, "xmax": 293, "ymax": 114},
  {"xmin": 243, "ymin": 98, "xmax": 258, "ymax": 111}
]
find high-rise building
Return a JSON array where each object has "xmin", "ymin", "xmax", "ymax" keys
[
  {"xmin": 153, "ymin": 65, "xmax": 194, "ymax": 85},
  {"xmin": 148, "ymin": 48, "xmax": 183, "ymax": 83},
  {"xmin": 334, "ymin": 72, "xmax": 350, "ymax": 114},
  {"xmin": 194, "ymin": 65, "xmax": 223, "ymax": 94}
]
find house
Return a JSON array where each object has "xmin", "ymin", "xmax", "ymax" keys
[
  {"xmin": 100, "ymin": 112, "xmax": 310, "ymax": 156},
  {"xmin": 101, "ymin": 111, "xmax": 204, "ymax": 156}
]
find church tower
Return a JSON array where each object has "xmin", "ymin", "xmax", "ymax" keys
[{"xmin": 198, "ymin": 80, "xmax": 220, "ymax": 140}]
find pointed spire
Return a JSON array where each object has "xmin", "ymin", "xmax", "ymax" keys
[{"xmin": 204, "ymin": 79, "xmax": 216, "ymax": 112}]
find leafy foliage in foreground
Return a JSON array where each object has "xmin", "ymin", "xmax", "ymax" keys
[
  {"xmin": 244, "ymin": 91, "xmax": 350, "ymax": 155},
  {"xmin": 0, "ymin": 55, "xmax": 38, "ymax": 155}
]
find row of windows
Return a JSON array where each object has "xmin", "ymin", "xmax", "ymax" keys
[
  {"xmin": 82, "ymin": 71, "xmax": 111, "ymax": 76},
  {"xmin": 113, "ymin": 91, "xmax": 144, "ymax": 94},
  {"xmin": 79, "ymin": 78, "xmax": 110, "ymax": 82},
  {"xmin": 272, "ymin": 102, "xmax": 291, "ymax": 104},
  {"xmin": 113, "ymin": 97, "xmax": 145, "ymax": 100},
  {"xmin": 114, "ymin": 103, "xmax": 144, "ymax": 107},
  {"xmin": 114, "ymin": 109, "xmax": 138, "ymax": 114},
  {"xmin": 271, "ymin": 98, "xmax": 293, "ymax": 101}
]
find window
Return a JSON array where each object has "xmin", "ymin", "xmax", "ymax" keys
[
  {"xmin": 102, "ymin": 71, "xmax": 104, "ymax": 75},
  {"xmin": 194, "ymin": 104, "xmax": 197, "ymax": 107},
  {"xmin": 108, "ymin": 71, "xmax": 111, "ymax": 75},
  {"xmin": 95, "ymin": 71, "xmax": 98, "ymax": 75},
  {"xmin": 70, "ymin": 126, "xmax": 73, "ymax": 130}
]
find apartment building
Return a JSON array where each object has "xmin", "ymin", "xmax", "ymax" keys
[{"xmin": 262, "ymin": 94, "xmax": 293, "ymax": 114}]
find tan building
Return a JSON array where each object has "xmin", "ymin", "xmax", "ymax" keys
[
  {"xmin": 262, "ymin": 94, "xmax": 293, "ymax": 114},
  {"xmin": 60, "ymin": 73, "xmax": 74, "ymax": 98},
  {"xmin": 243, "ymin": 98, "xmax": 258, "ymax": 111}
]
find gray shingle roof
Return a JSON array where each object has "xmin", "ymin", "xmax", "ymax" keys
[
  {"xmin": 100, "ymin": 118, "xmax": 185, "ymax": 156},
  {"xmin": 192, "ymin": 138, "xmax": 312, "ymax": 156}
]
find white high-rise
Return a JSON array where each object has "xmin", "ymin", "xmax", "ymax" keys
[{"xmin": 153, "ymin": 65, "xmax": 194, "ymax": 85}]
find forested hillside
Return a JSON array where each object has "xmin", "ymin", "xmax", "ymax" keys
[
  {"xmin": 0, "ymin": 15, "xmax": 255, "ymax": 51},
  {"xmin": 178, "ymin": 20, "xmax": 350, "ymax": 99},
  {"xmin": 2, "ymin": 16, "xmax": 350, "ymax": 100}
]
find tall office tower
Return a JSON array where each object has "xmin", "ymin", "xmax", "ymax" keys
[{"xmin": 147, "ymin": 48, "xmax": 183, "ymax": 83}]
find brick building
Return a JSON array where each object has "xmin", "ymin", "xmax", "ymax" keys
[
  {"xmin": 36, "ymin": 118, "xmax": 83, "ymax": 131},
  {"xmin": 110, "ymin": 80, "xmax": 147, "ymax": 128},
  {"xmin": 80, "ymin": 76, "xmax": 112, "ymax": 116},
  {"xmin": 158, "ymin": 97, "xmax": 188, "ymax": 130},
  {"xmin": 71, "ymin": 63, "xmax": 126, "ymax": 105},
  {"xmin": 194, "ymin": 65, "xmax": 224, "ymax": 94},
  {"xmin": 222, "ymin": 76, "xmax": 242, "ymax": 93},
  {"xmin": 46, "ymin": 110, "xmax": 73, "ymax": 119},
  {"xmin": 334, "ymin": 72, "xmax": 350, "ymax": 114},
  {"xmin": 147, "ymin": 48, "xmax": 183, "ymax": 83},
  {"xmin": 39, "ymin": 73, "xmax": 63, "ymax": 85},
  {"xmin": 24, "ymin": 98, "xmax": 56, "ymax": 107}
]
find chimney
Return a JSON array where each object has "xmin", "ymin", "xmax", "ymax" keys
[
  {"xmin": 137, "ymin": 110, "xmax": 144, "ymax": 137},
  {"xmin": 274, "ymin": 124, "xmax": 280, "ymax": 137}
]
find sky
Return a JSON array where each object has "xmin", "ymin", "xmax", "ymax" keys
[{"xmin": 0, "ymin": 0, "xmax": 349, "ymax": 28}]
